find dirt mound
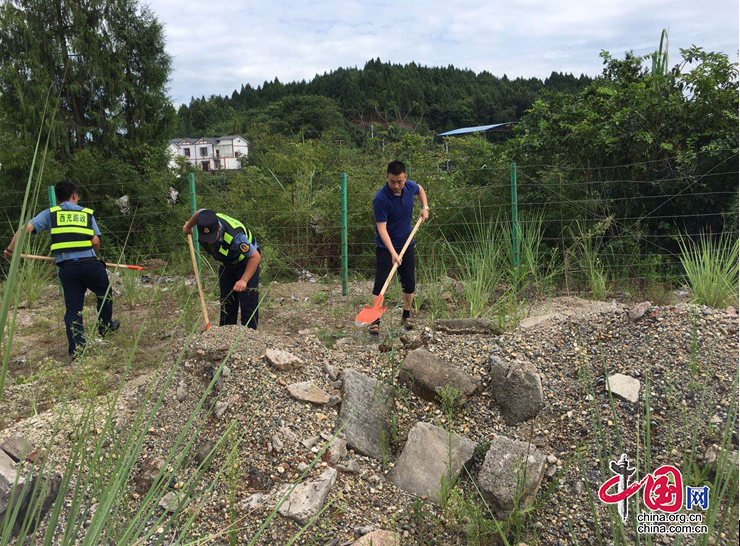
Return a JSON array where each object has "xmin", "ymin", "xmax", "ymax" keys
[{"xmin": 3, "ymin": 302, "xmax": 737, "ymax": 544}]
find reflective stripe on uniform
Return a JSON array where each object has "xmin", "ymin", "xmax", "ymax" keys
[
  {"xmin": 50, "ymin": 227, "xmax": 95, "ymax": 236},
  {"xmin": 51, "ymin": 240, "xmax": 93, "ymax": 251},
  {"xmin": 50, "ymin": 206, "xmax": 95, "ymax": 253}
]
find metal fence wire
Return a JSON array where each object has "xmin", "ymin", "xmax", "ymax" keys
[{"xmin": 1, "ymin": 151, "xmax": 737, "ymax": 297}]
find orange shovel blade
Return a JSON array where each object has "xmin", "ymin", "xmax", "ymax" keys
[{"xmin": 355, "ymin": 305, "xmax": 387, "ymax": 324}]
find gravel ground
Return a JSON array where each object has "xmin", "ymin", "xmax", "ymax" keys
[{"xmin": 3, "ymin": 291, "xmax": 738, "ymax": 545}]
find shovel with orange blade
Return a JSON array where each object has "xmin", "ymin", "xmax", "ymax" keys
[{"xmin": 355, "ymin": 216, "xmax": 424, "ymax": 324}]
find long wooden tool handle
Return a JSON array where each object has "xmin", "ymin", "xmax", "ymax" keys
[
  {"xmin": 187, "ymin": 234, "xmax": 211, "ymax": 331},
  {"xmin": 20, "ymin": 253, "xmax": 144, "ymax": 270},
  {"xmin": 378, "ymin": 216, "xmax": 424, "ymax": 299}
]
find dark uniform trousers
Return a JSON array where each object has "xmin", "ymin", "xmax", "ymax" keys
[
  {"xmin": 218, "ymin": 260, "xmax": 260, "ymax": 328},
  {"xmin": 57, "ymin": 259, "xmax": 114, "ymax": 355}
]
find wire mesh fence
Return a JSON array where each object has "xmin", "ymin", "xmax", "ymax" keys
[{"xmin": 1, "ymin": 150, "xmax": 737, "ymax": 296}]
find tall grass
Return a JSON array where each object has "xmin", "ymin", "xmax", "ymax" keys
[
  {"xmin": 12, "ymin": 236, "xmax": 54, "ymax": 309},
  {"xmin": 678, "ymin": 230, "xmax": 739, "ymax": 308},
  {"xmin": 567, "ymin": 219, "xmax": 611, "ymax": 300},
  {"xmin": 501, "ymin": 213, "xmax": 561, "ymax": 295},
  {"xmin": 0, "ymin": 79, "xmax": 348, "ymax": 545},
  {"xmin": 445, "ymin": 216, "xmax": 507, "ymax": 318}
]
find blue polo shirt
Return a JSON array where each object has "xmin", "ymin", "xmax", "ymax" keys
[
  {"xmin": 29, "ymin": 201, "xmax": 101, "ymax": 264},
  {"xmin": 373, "ymin": 180, "xmax": 420, "ymax": 249}
]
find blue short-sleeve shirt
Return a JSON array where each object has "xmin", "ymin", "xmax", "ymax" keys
[
  {"xmin": 373, "ymin": 179, "xmax": 420, "ymax": 249},
  {"xmin": 231, "ymin": 230, "xmax": 258, "ymax": 259},
  {"xmin": 30, "ymin": 201, "xmax": 101, "ymax": 264}
]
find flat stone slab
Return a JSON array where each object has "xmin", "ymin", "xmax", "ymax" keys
[
  {"xmin": 287, "ymin": 381, "xmax": 332, "ymax": 405},
  {"xmin": 353, "ymin": 530, "xmax": 401, "ymax": 545},
  {"xmin": 336, "ymin": 370, "xmax": 393, "ymax": 460},
  {"xmin": 389, "ymin": 422, "xmax": 476, "ymax": 503},
  {"xmin": 607, "ymin": 373, "xmax": 640, "ymax": 403},
  {"xmin": 265, "ymin": 348, "xmax": 303, "ymax": 371},
  {"xmin": 400, "ymin": 348, "xmax": 480, "ymax": 404},
  {"xmin": 434, "ymin": 318, "xmax": 498, "ymax": 335},
  {"xmin": 278, "ymin": 468, "xmax": 337, "ymax": 525},
  {"xmin": 490, "ymin": 356, "xmax": 544, "ymax": 425},
  {"xmin": 477, "ymin": 435, "xmax": 546, "ymax": 517},
  {"xmin": 519, "ymin": 314, "xmax": 559, "ymax": 329},
  {"xmin": 0, "ymin": 436, "xmax": 33, "ymax": 463}
]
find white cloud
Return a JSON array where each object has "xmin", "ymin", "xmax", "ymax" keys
[{"xmin": 146, "ymin": 0, "xmax": 739, "ymax": 103}]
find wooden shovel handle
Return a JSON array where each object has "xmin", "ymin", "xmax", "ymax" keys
[
  {"xmin": 378, "ymin": 216, "xmax": 424, "ymax": 299},
  {"xmin": 187, "ymin": 234, "xmax": 211, "ymax": 330},
  {"xmin": 20, "ymin": 253, "xmax": 143, "ymax": 270}
]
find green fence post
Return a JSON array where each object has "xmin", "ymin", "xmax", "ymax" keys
[
  {"xmin": 189, "ymin": 172, "xmax": 200, "ymax": 274},
  {"xmin": 340, "ymin": 172, "xmax": 348, "ymax": 296},
  {"xmin": 510, "ymin": 162, "xmax": 520, "ymax": 290}
]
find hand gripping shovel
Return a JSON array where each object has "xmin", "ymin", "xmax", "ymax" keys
[
  {"xmin": 355, "ymin": 216, "xmax": 424, "ymax": 324},
  {"xmin": 187, "ymin": 233, "xmax": 211, "ymax": 331}
]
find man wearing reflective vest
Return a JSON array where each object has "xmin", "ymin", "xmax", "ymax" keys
[
  {"xmin": 4, "ymin": 181, "xmax": 119, "ymax": 357},
  {"xmin": 182, "ymin": 209, "xmax": 261, "ymax": 328}
]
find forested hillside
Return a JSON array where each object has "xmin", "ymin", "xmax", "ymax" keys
[{"xmin": 174, "ymin": 59, "xmax": 592, "ymax": 138}]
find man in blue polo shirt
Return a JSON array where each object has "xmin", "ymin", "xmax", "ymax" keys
[
  {"xmin": 370, "ymin": 160, "xmax": 429, "ymax": 334},
  {"xmin": 4, "ymin": 181, "xmax": 119, "ymax": 358}
]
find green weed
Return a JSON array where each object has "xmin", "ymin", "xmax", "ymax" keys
[
  {"xmin": 567, "ymin": 218, "xmax": 611, "ymax": 300},
  {"xmin": 678, "ymin": 230, "xmax": 739, "ymax": 308}
]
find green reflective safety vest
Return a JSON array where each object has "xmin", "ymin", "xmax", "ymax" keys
[
  {"xmin": 205, "ymin": 213, "xmax": 256, "ymax": 265},
  {"xmin": 49, "ymin": 206, "xmax": 95, "ymax": 252}
]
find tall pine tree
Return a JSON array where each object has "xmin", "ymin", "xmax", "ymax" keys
[{"xmin": 0, "ymin": 0, "xmax": 174, "ymax": 168}]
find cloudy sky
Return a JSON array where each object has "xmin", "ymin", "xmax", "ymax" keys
[{"xmin": 146, "ymin": 0, "xmax": 739, "ymax": 105}]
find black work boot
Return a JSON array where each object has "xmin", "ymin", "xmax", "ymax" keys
[{"xmin": 99, "ymin": 319, "xmax": 120, "ymax": 337}]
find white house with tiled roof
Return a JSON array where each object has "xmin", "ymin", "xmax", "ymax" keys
[{"xmin": 169, "ymin": 135, "xmax": 248, "ymax": 171}]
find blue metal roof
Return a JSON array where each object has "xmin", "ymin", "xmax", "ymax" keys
[{"xmin": 437, "ymin": 123, "xmax": 515, "ymax": 137}]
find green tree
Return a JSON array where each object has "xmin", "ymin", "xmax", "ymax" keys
[
  {"xmin": 0, "ymin": 0, "xmax": 174, "ymax": 167},
  {"xmin": 0, "ymin": 0, "xmax": 178, "ymax": 258}
]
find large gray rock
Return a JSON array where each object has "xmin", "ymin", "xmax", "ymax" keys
[
  {"xmin": 0, "ymin": 449, "xmax": 25, "ymax": 515},
  {"xmin": 287, "ymin": 381, "xmax": 331, "ymax": 405},
  {"xmin": 435, "ymin": 318, "xmax": 498, "ymax": 335},
  {"xmin": 477, "ymin": 436, "xmax": 546, "ymax": 517},
  {"xmin": 389, "ymin": 422, "xmax": 476, "ymax": 503},
  {"xmin": 0, "ymin": 436, "xmax": 33, "ymax": 463},
  {"xmin": 278, "ymin": 467, "xmax": 337, "ymax": 525},
  {"xmin": 400, "ymin": 348, "xmax": 481, "ymax": 404},
  {"xmin": 336, "ymin": 370, "xmax": 393, "ymax": 459},
  {"xmin": 12, "ymin": 472, "xmax": 60, "ymax": 536},
  {"xmin": 489, "ymin": 356, "xmax": 544, "ymax": 426},
  {"xmin": 265, "ymin": 348, "xmax": 303, "ymax": 371},
  {"xmin": 607, "ymin": 373, "xmax": 640, "ymax": 403},
  {"xmin": 629, "ymin": 301, "xmax": 651, "ymax": 321}
]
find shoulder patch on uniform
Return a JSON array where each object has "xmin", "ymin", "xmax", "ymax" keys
[{"xmin": 239, "ymin": 243, "xmax": 249, "ymax": 253}]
